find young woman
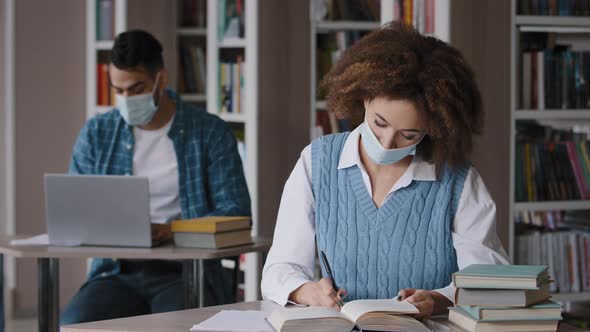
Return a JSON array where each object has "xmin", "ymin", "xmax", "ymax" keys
[{"xmin": 261, "ymin": 22, "xmax": 509, "ymax": 318}]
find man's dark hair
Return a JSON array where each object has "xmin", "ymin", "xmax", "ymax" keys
[{"xmin": 111, "ymin": 30, "xmax": 164, "ymax": 75}]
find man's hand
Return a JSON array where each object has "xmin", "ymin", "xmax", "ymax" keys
[{"xmin": 151, "ymin": 223, "xmax": 172, "ymax": 242}]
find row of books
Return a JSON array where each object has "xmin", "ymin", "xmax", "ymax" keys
[
  {"xmin": 313, "ymin": 0, "xmax": 380, "ymax": 22},
  {"xmin": 518, "ymin": 0, "xmax": 590, "ymax": 16},
  {"xmin": 521, "ymin": 47, "xmax": 590, "ymax": 110},
  {"xmin": 179, "ymin": 0, "xmax": 206, "ymax": 28},
  {"xmin": 450, "ymin": 265, "xmax": 561, "ymax": 332},
  {"xmin": 219, "ymin": 57, "xmax": 244, "ymax": 114},
  {"xmin": 515, "ymin": 141, "xmax": 590, "ymax": 201},
  {"xmin": 171, "ymin": 216, "xmax": 252, "ymax": 249},
  {"xmin": 393, "ymin": 0, "xmax": 436, "ymax": 35},
  {"xmin": 178, "ymin": 43, "xmax": 206, "ymax": 94},
  {"xmin": 96, "ymin": 0, "xmax": 114, "ymax": 41},
  {"xmin": 516, "ymin": 231, "xmax": 590, "ymax": 293},
  {"xmin": 218, "ymin": 0, "xmax": 244, "ymax": 41},
  {"xmin": 514, "ymin": 210, "xmax": 563, "ymax": 230},
  {"xmin": 514, "ymin": 209, "xmax": 590, "ymax": 231},
  {"xmin": 96, "ymin": 63, "xmax": 114, "ymax": 106}
]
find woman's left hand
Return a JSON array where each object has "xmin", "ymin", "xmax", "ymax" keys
[{"xmin": 398, "ymin": 288, "xmax": 452, "ymax": 319}]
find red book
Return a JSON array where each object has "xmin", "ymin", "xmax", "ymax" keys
[
  {"xmin": 97, "ymin": 64, "xmax": 103, "ymax": 106},
  {"xmin": 101, "ymin": 64, "xmax": 109, "ymax": 106},
  {"xmin": 566, "ymin": 142, "xmax": 590, "ymax": 199}
]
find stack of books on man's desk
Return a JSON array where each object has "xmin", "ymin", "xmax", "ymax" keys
[
  {"xmin": 171, "ymin": 216, "xmax": 252, "ymax": 249},
  {"xmin": 449, "ymin": 264, "xmax": 562, "ymax": 332}
]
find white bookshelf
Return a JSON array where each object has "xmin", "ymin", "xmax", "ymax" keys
[
  {"xmin": 309, "ymin": 0, "xmax": 451, "ymax": 140},
  {"xmin": 177, "ymin": 27, "xmax": 207, "ymax": 36},
  {"xmin": 510, "ymin": 0, "xmax": 590, "ymax": 302},
  {"xmin": 207, "ymin": 0, "xmax": 259, "ymax": 302},
  {"xmin": 515, "ymin": 110, "xmax": 590, "ymax": 120},
  {"xmin": 86, "ymin": 0, "xmax": 127, "ymax": 120}
]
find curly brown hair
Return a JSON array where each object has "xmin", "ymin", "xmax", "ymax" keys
[{"xmin": 320, "ymin": 21, "xmax": 483, "ymax": 173}]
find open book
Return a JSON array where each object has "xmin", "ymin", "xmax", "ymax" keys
[{"xmin": 267, "ymin": 299, "xmax": 430, "ymax": 332}]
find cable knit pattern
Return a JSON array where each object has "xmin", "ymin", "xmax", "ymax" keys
[{"xmin": 311, "ymin": 133, "xmax": 467, "ymax": 301}]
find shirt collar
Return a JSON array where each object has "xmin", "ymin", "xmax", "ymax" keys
[{"xmin": 337, "ymin": 127, "xmax": 436, "ymax": 182}]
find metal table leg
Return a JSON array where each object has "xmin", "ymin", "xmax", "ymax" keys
[
  {"xmin": 182, "ymin": 260, "xmax": 195, "ymax": 309},
  {"xmin": 183, "ymin": 259, "xmax": 205, "ymax": 309},
  {"xmin": 197, "ymin": 259, "xmax": 204, "ymax": 308},
  {"xmin": 38, "ymin": 258, "xmax": 59, "ymax": 332}
]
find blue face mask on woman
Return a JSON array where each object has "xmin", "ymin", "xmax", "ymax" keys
[
  {"xmin": 116, "ymin": 73, "xmax": 161, "ymax": 126},
  {"xmin": 358, "ymin": 119, "xmax": 423, "ymax": 165}
]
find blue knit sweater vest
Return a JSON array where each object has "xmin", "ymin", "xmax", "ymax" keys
[{"xmin": 311, "ymin": 133, "xmax": 468, "ymax": 300}]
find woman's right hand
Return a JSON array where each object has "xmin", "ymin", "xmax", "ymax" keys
[{"xmin": 289, "ymin": 278, "xmax": 347, "ymax": 310}]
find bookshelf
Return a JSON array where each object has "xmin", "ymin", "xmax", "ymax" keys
[
  {"xmin": 309, "ymin": 0, "xmax": 451, "ymax": 140},
  {"xmin": 510, "ymin": 0, "xmax": 590, "ymax": 302},
  {"xmin": 177, "ymin": 0, "xmax": 207, "ymax": 108},
  {"xmin": 206, "ymin": 0, "xmax": 259, "ymax": 301},
  {"xmin": 86, "ymin": 0, "xmax": 127, "ymax": 120}
]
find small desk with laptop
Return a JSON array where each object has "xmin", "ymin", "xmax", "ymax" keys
[
  {"xmin": 0, "ymin": 236, "xmax": 271, "ymax": 332},
  {"xmin": 0, "ymin": 174, "xmax": 271, "ymax": 332}
]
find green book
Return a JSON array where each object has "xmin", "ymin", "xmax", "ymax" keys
[
  {"xmin": 460, "ymin": 300, "xmax": 562, "ymax": 322},
  {"xmin": 449, "ymin": 307, "xmax": 560, "ymax": 332},
  {"xmin": 453, "ymin": 264, "xmax": 549, "ymax": 289}
]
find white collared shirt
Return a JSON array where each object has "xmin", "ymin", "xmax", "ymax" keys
[{"xmin": 261, "ymin": 127, "xmax": 510, "ymax": 306}]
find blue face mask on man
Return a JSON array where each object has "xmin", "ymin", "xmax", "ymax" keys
[
  {"xmin": 116, "ymin": 73, "xmax": 161, "ymax": 126},
  {"xmin": 358, "ymin": 117, "xmax": 423, "ymax": 165}
]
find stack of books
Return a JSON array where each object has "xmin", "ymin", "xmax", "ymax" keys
[
  {"xmin": 171, "ymin": 216, "xmax": 252, "ymax": 249},
  {"xmin": 449, "ymin": 264, "xmax": 562, "ymax": 332}
]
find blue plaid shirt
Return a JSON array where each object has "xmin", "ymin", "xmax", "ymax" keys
[{"xmin": 70, "ymin": 89, "xmax": 251, "ymax": 279}]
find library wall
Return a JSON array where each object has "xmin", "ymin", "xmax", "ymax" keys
[
  {"xmin": 451, "ymin": 0, "xmax": 512, "ymax": 248},
  {"xmin": 258, "ymin": 0, "xmax": 311, "ymax": 238},
  {"xmin": 14, "ymin": 0, "xmax": 87, "ymax": 315}
]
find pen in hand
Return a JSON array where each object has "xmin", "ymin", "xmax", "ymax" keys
[{"xmin": 320, "ymin": 250, "xmax": 344, "ymax": 307}]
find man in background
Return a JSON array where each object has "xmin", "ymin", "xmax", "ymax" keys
[{"xmin": 61, "ymin": 30, "xmax": 250, "ymax": 324}]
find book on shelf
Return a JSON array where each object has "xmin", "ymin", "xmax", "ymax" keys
[
  {"xmin": 267, "ymin": 299, "xmax": 429, "ymax": 332},
  {"xmin": 96, "ymin": 63, "xmax": 113, "ymax": 107},
  {"xmin": 515, "ymin": 123, "xmax": 590, "ymax": 202},
  {"xmin": 179, "ymin": 0, "xmax": 206, "ymax": 28},
  {"xmin": 218, "ymin": 0, "xmax": 244, "ymax": 41},
  {"xmin": 171, "ymin": 216, "xmax": 251, "ymax": 233},
  {"xmin": 516, "ymin": 230, "xmax": 590, "ymax": 293},
  {"xmin": 448, "ymin": 306, "xmax": 560, "ymax": 332},
  {"xmin": 179, "ymin": 42, "xmax": 206, "ymax": 94},
  {"xmin": 452, "ymin": 264, "xmax": 550, "ymax": 290},
  {"xmin": 455, "ymin": 284, "xmax": 551, "ymax": 307},
  {"xmin": 219, "ymin": 56, "xmax": 244, "ymax": 114},
  {"xmin": 520, "ymin": 34, "xmax": 590, "ymax": 110},
  {"xmin": 518, "ymin": 0, "xmax": 590, "ymax": 16},
  {"xmin": 96, "ymin": 0, "xmax": 114, "ymax": 41}
]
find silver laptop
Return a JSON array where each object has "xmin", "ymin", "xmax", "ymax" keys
[{"xmin": 44, "ymin": 174, "xmax": 154, "ymax": 247}]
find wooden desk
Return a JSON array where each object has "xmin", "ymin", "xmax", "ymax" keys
[
  {"xmin": 60, "ymin": 300, "xmax": 589, "ymax": 332},
  {"xmin": 0, "ymin": 235, "xmax": 271, "ymax": 332},
  {"xmin": 62, "ymin": 301, "xmax": 279, "ymax": 332}
]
